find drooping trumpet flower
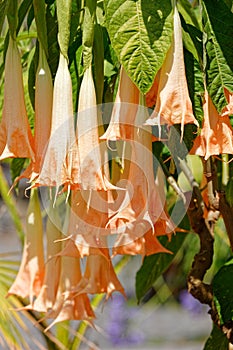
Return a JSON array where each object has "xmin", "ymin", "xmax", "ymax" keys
[
  {"xmin": 44, "ymin": 253, "xmax": 95, "ymax": 331},
  {"xmin": 145, "ymin": 6, "xmax": 198, "ymax": 138},
  {"xmin": 73, "ymin": 248, "xmax": 125, "ymax": 299},
  {"xmin": 17, "ymin": 43, "xmax": 53, "ymax": 184},
  {"xmin": 32, "ymin": 205, "xmax": 62, "ymax": 312},
  {"xmin": 0, "ymin": 36, "xmax": 34, "ymax": 160},
  {"xmin": 77, "ymin": 66, "xmax": 114, "ymax": 190},
  {"xmin": 190, "ymin": 90, "xmax": 233, "ymax": 159},
  {"xmin": 107, "ymin": 99, "xmax": 175, "ymax": 254},
  {"xmin": 100, "ymin": 66, "xmax": 139, "ymax": 141},
  {"xmin": 35, "ymin": 53, "xmax": 80, "ymax": 191},
  {"xmin": 66, "ymin": 189, "xmax": 110, "ymax": 253},
  {"xmin": 7, "ymin": 189, "xmax": 44, "ymax": 305},
  {"xmin": 112, "ymin": 167, "xmax": 175, "ymax": 256}
]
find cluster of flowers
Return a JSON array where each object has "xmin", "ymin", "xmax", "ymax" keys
[{"xmin": 1, "ymin": 5, "xmax": 233, "ymax": 328}]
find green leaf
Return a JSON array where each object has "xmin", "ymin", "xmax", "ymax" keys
[
  {"xmin": 57, "ymin": 0, "xmax": 72, "ymax": 57},
  {"xmin": 202, "ymin": 0, "xmax": 233, "ymax": 113},
  {"xmin": 203, "ymin": 323, "xmax": 229, "ymax": 350},
  {"xmin": 136, "ymin": 200, "xmax": 190, "ymax": 302},
  {"xmin": 177, "ymin": 0, "xmax": 201, "ymax": 30},
  {"xmin": 17, "ymin": 0, "xmax": 33, "ymax": 34},
  {"xmin": 104, "ymin": 0, "xmax": 173, "ymax": 93},
  {"xmin": 46, "ymin": 2, "xmax": 59, "ymax": 78},
  {"xmin": 0, "ymin": 0, "xmax": 10, "ymax": 35},
  {"xmin": 33, "ymin": 0, "xmax": 48, "ymax": 55},
  {"xmin": 184, "ymin": 47, "xmax": 204, "ymax": 124},
  {"xmin": 27, "ymin": 2, "xmax": 34, "ymax": 30},
  {"xmin": 136, "ymin": 232, "xmax": 187, "ymax": 302},
  {"xmin": 69, "ymin": 44, "xmax": 82, "ymax": 112},
  {"xmin": 28, "ymin": 44, "xmax": 39, "ymax": 110},
  {"xmin": 213, "ymin": 257, "xmax": 233, "ymax": 325}
]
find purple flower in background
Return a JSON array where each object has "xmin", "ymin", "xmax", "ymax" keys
[
  {"xmin": 179, "ymin": 289, "xmax": 206, "ymax": 315},
  {"xmin": 106, "ymin": 294, "xmax": 145, "ymax": 346}
]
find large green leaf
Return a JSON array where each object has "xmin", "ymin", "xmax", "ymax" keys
[
  {"xmin": 104, "ymin": 0, "xmax": 173, "ymax": 93},
  {"xmin": 213, "ymin": 257, "xmax": 233, "ymax": 325},
  {"xmin": 202, "ymin": 0, "xmax": 233, "ymax": 113},
  {"xmin": 136, "ymin": 200, "xmax": 190, "ymax": 302},
  {"xmin": 203, "ymin": 323, "xmax": 229, "ymax": 350}
]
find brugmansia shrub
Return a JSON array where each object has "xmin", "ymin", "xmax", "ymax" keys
[{"xmin": 1, "ymin": 0, "xmax": 233, "ymax": 348}]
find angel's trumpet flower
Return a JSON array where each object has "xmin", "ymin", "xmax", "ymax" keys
[
  {"xmin": 17, "ymin": 44, "xmax": 53, "ymax": 183},
  {"xmin": 107, "ymin": 102, "xmax": 170, "ymax": 244},
  {"xmin": 73, "ymin": 248, "xmax": 125, "ymax": 299},
  {"xmin": 44, "ymin": 254, "xmax": 95, "ymax": 330},
  {"xmin": 190, "ymin": 90, "xmax": 233, "ymax": 159},
  {"xmin": 7, "ymin": 189, "xmax": 44, "ymax": 305},
  {"xmin": 32, "ymin": 206, "xmax": 62, "ymax": 312},
  {"xmin": 113, "ymin": 226, "xmax": 171, "ymax": 256},
  {"xmin": 145, "ymin": 6, "xmax": 197, "ymax": 138},
  {"xmin": 77, "ymin": 66, "xmax": 114, "ymax": 190},
  {"xmin": 0, "ymin": 36, "xmax": 34, "ymax": 160},
  {"xmin": 35, "ymin": 53, "xmax": 80, "ymax": 191},
  {"xmin": 60, "ymin": 188, "xmax": 112, "ymax": 258},
  {"xmin": 100, "ymin": 66, "xmax": 139, "ymax": 141}
]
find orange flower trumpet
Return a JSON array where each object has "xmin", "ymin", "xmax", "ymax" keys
[{"xmin": 0, "ymin": 36, "xmax": 34, "ymax": 160}]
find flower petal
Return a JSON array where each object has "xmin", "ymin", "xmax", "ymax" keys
[
  {"xmin": 100, "ymin": 67, "xmax": 139, "ymax": 141},
  {"xmin": 7, "ymin": 189, "xmax": 44, "ymax": 304},
  {"xmin": 145, "ymin": 6, "xmax": 198, "ymax": 139},
  {"xmin": 36, "ymin": 53, "xmax": 80, "ymax": 190},
  {"xmin": 190, "ymin": 90, "xmax": 233, "ymax": 159},
  {"xmin": 0, "ymin": 37, "xmax": 34, "ymax": 160}
]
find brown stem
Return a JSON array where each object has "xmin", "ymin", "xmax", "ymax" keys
[
  {"xmin": 203, "ymin": 158, "xmax": 219, "ymax": 210},
  {"xmin": 218, "ymin": 191, "xmax": 233, "ymax": 251},
  {"xmin": 186, "ymin": 186, "xmax": 233, "ymax": 344},
  {"xmin": 186, "ymin": 186, "xmax": 214, "ymax": 305}
]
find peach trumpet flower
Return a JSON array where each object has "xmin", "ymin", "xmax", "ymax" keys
[
  {"xmin": 35, "ymin": 53, "xmax": 80, "ymax": 191},
  {"xmin": 107, "ymin": 100, "xmax": 173, "ymax": 252},
  {"xmin": 112, "ymin": 167, "xmax": 175, "ymax": 256},
  {"xmin": 44, "ymin": 253, "xmax": 95, "ymax": 330},
  {"xmin": 77, "ymin": 66, "xmax": 114, "ymax": 190},
  {"xmin": 62, "ymin": 189, "xmax": 110, "ymax": 256},
  {"xmin": 190, "ymin": 90, "xmax": 233, "ymax": 159},
  {"xmin": 113, "ymin": 225, "xmax": 171, "ymax": 257},
  {"xmin": 17, "ymin": 44, "xmax": 53, "ymax": 183},
  {"xmin": 7, "ymin": 188, "xmax": 44, "ymax": 305},
  {"xmin": 73, "ymin": 248, "xmax": 125, "ymax": 299},
  {"xmin": 0, "ymin": 36, "xmax": 34, "ymax": 160},
  {"xmin": 100, "ymin": 66, "xmax": 139, "ymax": 141},
  {"xmin": 145, "ymin": 6, "xmax": 198, "ymax": 139},
  {"xmin": 32, "ymin": 205, "xmax": 62, "ymax": 312}
]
